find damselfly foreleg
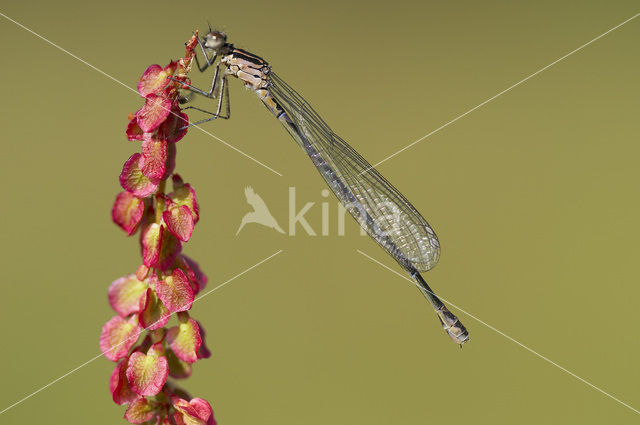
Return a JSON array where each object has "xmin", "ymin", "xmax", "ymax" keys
[
  {"xmin": 172, "ymin": 63, "xmax": 222, "ymax": 99},
  {"xmin": 193, "ymin": 33, "xmax": 217, "ymax": 72},
  {"xmin": 179, "ymin": 75, "xmax": 230, "ymax": 128}
]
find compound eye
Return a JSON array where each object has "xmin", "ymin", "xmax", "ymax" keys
[
  {"xmin": 205, "ymin": 31, "xmax": 226, "ymax": 49},
  {"xmin": 212, "ymin": 31, "xmax": 226, "ymax": 41}
]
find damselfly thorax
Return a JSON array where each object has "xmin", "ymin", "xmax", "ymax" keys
[
  {"xmin": 222, "ymin": 48, "xmax": 271, "ymax": 89},
  {"xmin": 221, "ymin": 49, "xmax": 286, "ymax": 118}
]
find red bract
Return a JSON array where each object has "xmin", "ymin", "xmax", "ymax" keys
[
  {"xmin": 139, "ymin": 137, "xmax": 168, "ymax": 182},
  {"xmin": 124, "ymin": 397, "xmax": 154, "ymax": 424},
  {"xmin": 112, "ymin": 191, "xmax": 145, "ymax": 235},
  {"xmin": 136, "ymin": 94, "xmax": 172, "ymax": 133},
  {"xmin": 141, "ymin": 223, "xmax": 163, "ymax": 267},
  {"xmin": 172, "ymin": 174, "xmax": 185, "ymax": 188},
  {"xmin": 196, "ymin": 321, "xmax": 212, "ymax": 360},
  {"xmin": 138, "ymin": 288, "xmax": 170, "ymax": 330},
  {"xmin": 179, "ymin": 255, "xmax": 208, "ymax": 293},
  {"xmin": 157, "ymin": 231, "xmax": 182, "ymax": 270},
  {"xmin": 166, "ymin": 348, "xmax": 192, "ymax": 379},
  {"xmin": 108, "ymin": 274, "xmax": 148, "ymax": 317},
  {"xmin": 137, "ymin": 62, "xmax": 177, "ymax": 98},
  {"xmin": 155, "ymin": 269, "xmax": 194, "ymax": 313},
  {"xmin": 105, "ymin": 32, "xmax": 215, "ymax": 423},
  {"xmin": 136, "ymin": 264, "xmax": 150, "ymax": 281},
  {"xmin": 126, "ymin": 115, "xmax": 144, "ymax": 141},
  {"xmin": 172, "ymin": 397, "xmax": 216, "ymax": 425},
  {"xmin": 120, "ymin": 153, "xmax": 159, "ymax": 197},
  {"xmin": 183, "ymin": 36, "xmax": 198, "ymax": 64},
  {"xmin": 165, "ymin": 142, "xmax": 177, "ymax": 179},
  {"xmin": 126, "ymin": 344, "xmax": 169, "ymax": 397},
  {"xmin": 100, "ymin": 315, "xmax": 141, "ymax": 361},
  {"xmin": 158, "ymin": 106, "xmax": 189, "ymax": 143},
  {"xmin": 167, "ymin": 313, "xmax": 202, "ymax": 364},
  {"xmin": 168, "ymin": 181, "xmax": 199, "ymax": 223},
  {"xmin": 163, "ymin": 203, "xmax": 195, "ymax": 242},
  {"xmin": 110, "ymin": 358, "xmax": 138, "ymax": 405}
]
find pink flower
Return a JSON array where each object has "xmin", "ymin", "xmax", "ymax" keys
[
  {"xmin": 172, "ymin": 396, "xmax": 216, "ymax": 425},
  {"xmin": 155, "ymin": 269, "xmax": 194, "ymax": 313},
  {"xmin": 100, "ymin": 315, "xmax": 141, "ymax": 361},
  {"xmin": 137, "ymin": 62, "xmax": 177, "ymax": 98},
  {"xmin": 120, "ymin": 153, "xmax": 159, "ymax": 197},
  {"xmin": 126, "ymin": 343, "xmax": 169, "ymax": 397},
  {"xmin": 112, "ymin": 191, "xmax": 145, "ymax": 235},
  {"xmin": 139, "ymin": 137, "xmax": 168, "ymax": 182},
  {"xmin": 136, "ymin": 95, "xmax": 172, "ymax": 133},
  {"xmin": 124, "ymin": 397, "xmax": 154, "ymax": 424},
  {"xmin": 138, "ymin": 288, "xmax": 170, "ymax": 330},
  {"xmin": 110, "ymin": 357, "xmax": 138, "ymax": 405},
  {"xmin": 108, "ymin": 274, "xmax": 148, "ymax": 317},
  {"xmin": 167, "ymin": 313, "xmax": 202, "ymax": 364},
  {"xmin": 163, "ymin": 202, "xmax": 195, "ymax": 242}
]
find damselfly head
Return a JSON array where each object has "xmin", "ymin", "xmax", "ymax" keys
[{"xmin": 203, "ymin": 30, "xmax": 227, "ymax": 50}]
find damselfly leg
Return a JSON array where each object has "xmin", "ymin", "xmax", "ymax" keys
[
  {"xmin": 177, "ymin": 29, "xmax": 229, "ymax": 97},
  {"xmin": 180, "ymin": 74, "xmax": 230, "ymax": 128},
  {"xmin": 173, "ymin": 64, "xmax": 221, "ymax": 99},
  {"xmin": 173, "ymin": 42, "xmax": 231, "ymax": 129},
  {"xmin": 194, "ymin": 31, "xmax": 218, "ymax": 72}
]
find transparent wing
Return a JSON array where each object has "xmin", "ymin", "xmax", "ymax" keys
[{"xmin": 269, "ymin": 73, "xmax": 440, "ymax": 272}]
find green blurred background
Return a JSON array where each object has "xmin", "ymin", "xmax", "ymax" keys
[{"xmin": 1, "ymin": 1, "xmax": 639, "ymax": 424}]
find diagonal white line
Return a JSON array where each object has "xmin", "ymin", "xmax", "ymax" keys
[
  {"xmin": 193, "ymin": 250, "xmax": 283, "ymax": 303},
  {"xmin": 0, "ymin": 250, "xmax": 283, "ymax": 416},
  {"xmin": 0, "ymin": 11, "xmax": 283, "ymax": 177},
  {"xmin": 356, "ymin": 249, "xmax": 640, "ymax": 415},
  {"xmin": 363, "ymin": 11, "xmax": 640, "ymax": 173}
]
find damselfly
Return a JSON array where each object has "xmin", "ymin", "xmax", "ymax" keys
[{"xmin": 177, "ymin": 28, "xmax": 469, "ymax": 345}]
